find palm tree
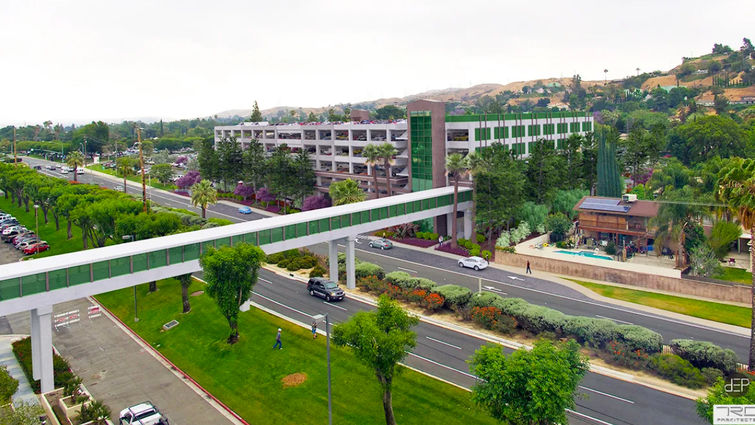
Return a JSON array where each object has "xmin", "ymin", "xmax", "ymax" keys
[
  {"xmin": 190, "ymin": 179, "xmax": 217, "ymax": 218},
  {"xmin": 446, "ymin": 153, "xmax": 469, "ymax": 248},
  {"xmin": 464, "ymin": 151, "xmax": 488, "ymax": 232},
  {"xmin": 362, "ymin": 143, "xmax": 382, "ymax": 199},
  {"xmin": 718, "ymin": 158, "xmax": 755, "ymax": 370},
  {"xmin": 116, "ymin": 157, "xmax": 136, "ymax": 193},
  {"xmin": 650, "ymin": 186, "xmax": 706, "ymax": 269},
  {"xmin": 329, "ymin": 179, "xmax": 366, "ymax": 206},
  {"xmin": 66, "ymin": 151, "xmax": 85, "ymax": 182},
  {"xmin": 378, "ymin": 143, "xmax": 397, "ymax": 196},
  {"xmin": 179, "ymin": 273, "xmax": 193, "ymax": 313}
]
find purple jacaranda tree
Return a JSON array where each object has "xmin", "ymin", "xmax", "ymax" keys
[
  {"xmin": 234, "ymin": 183, "xmax": 255, "ymax": 200},
  {"xmin": 302, "ymin": 194, "xmax": 332, "ymax": 211},
  {"xmin": 176, "ymin": 170, "xmax": 201, "ymax": 189}
]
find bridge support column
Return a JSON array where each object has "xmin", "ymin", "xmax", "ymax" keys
[
  {"xmin": 345, "ymin": 236, "xmax": 356, "ymax": 290},
  {"xmin": 463, "ymin": 209, "xmax": 473, "ymax": 240},
  {"xmin": 30, "ymin": 310, "xmax": 40, "ymax": 380},
  {"xmin": 446, "ymin": 213, "xmax": 453, "ymax": 239},
  {"xmin": 31, "ymin": 305, "xmax": 54, "ymax": 393},
  {"xmin": 328, "ymin": 240, "xmax": 339, "ymax": 283}
]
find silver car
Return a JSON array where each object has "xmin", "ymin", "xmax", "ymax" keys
[{"xmin": 458, "ymin": 256, "xmax": 488, "ymax": 271}]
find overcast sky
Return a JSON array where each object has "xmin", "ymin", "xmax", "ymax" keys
[{"xmin": 1, "ymin": 0, "xmax": 751, "ymax": 126}]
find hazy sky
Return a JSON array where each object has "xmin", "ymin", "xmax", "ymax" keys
[{"xmin": 1, "ymin": 0, "xmax": 751, "ymax": 125}]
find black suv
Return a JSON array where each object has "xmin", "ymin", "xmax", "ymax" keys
[{"xmin": 306, "ymin": 277, "xmax": 345, "ymax": 302}]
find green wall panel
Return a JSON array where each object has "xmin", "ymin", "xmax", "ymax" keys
[
  {"xmin": 49, "ymin": 270, "xmax": 67, "ymax": 290},
  {"xmin": 232, "ymin": 235, "xmax": 244, "ymax": 246},
  {"xmin": 0, "ymin": 278, "xmax": 19, "ymax": 300},
  {"xmin": 68, "ymin": 264, "xmax": 90, "ymax": 286},
  {"xmin": 92, "ymin": 261, "xmax": 109, "ymax": 281},
  {"xmin": 184, "ymin": 243, "xmax": 200, "ymax": 261},
  {"xmin": 319, "ymin": 218, "xmax": 330, "ymax": 232},
  {"xmin": 132, "ymin": 254, "xmax": 148, "ymax": 273},
  {"xmin": 215, "ymin": 237, "xmax": 231, "ymax": 248},
  {"xmin": 296, "ymin": 223, "xmax": 307, "ymax": 238},
  {"xmin": 259, "ymin": 229, "xmax": 271, "ymax": 245},
  {"xmin": 271, "ymin": 227, "xmax": 283, "ymax": 243},
  {"xmin": 168, "ymin": 246, "xmax": 183, "ymax": 264},
  {"xmin": 309, "ymin": 220, "xmax": 320, "ymax": 234},
  {"xmin": 111, "ymin": 257, "xmax": 130, "ymax": 276},
  {"xmin": 285, "ymin": 225, "xmax": 296, "ymax": 239},
  {"xmin": 21, "ymin": 273, "xmax": 46, "ymax": 296},
  {"xmin": 148, "ymin": 251, "xmax": 167, "ymax": 268}
]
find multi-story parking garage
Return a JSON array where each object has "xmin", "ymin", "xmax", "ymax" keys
[{"xmin": 215, "ymin": 100, "xmax": 593, "ymax": 198}]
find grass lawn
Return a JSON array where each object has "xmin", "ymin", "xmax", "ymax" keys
[
  {"xmin": 567, "ymin": 278, "xmax": 751, "ymax": 328},
  {"xmin": 713, "ymin": 267, "xmax": 753, "ymax": 285},
  {"xmin": 95, "ymin": 278, "xmax": 497, "ymax": 425},
  {"xmin": 0, "ymin": 195, "xmax": 84, "ymax": 258},
  {"xmin": 87, "ymin": 165, "xmax": 177, "ymax": 191}
]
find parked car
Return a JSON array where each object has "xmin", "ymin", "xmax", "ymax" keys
[
  {"xmin": 60, "ymin": 167, "xmax": 69, "ymax": 174},
  {"xmin": 16, "ymin": 240, "xmax": 38, "ymax": 250},
  {"xmin": 238, "ymin": 206, "xmax": 252, "ymax": 214},
  {"xmin": 33, "ymin": 165, "xmax": 42, "ymax": 170},
  {"xmin": 2, "ymin": 226, "xmax": 26, "ymax": 241},
  {"xmin": 458, "ymin": 256, "xmax": 488, "ymax": 271},
  {"xmin": 306, "ymin": 277, "xmax": 345, "ymax": 302},
  {"xmin": 10, "ymin": 232, "xmax": 33, "ymax": 244},
  {"xmin": 114, "ymin": 185, "xmax": 124, "ymax": 191},
  {"xmin": 119, "ymin": 402, "xmax": 169, "ymax": 425},
  {"xmin": 23, "ymin": 241, "xmax": 49, "ymax": 255},
  {"xmin": 45, "ymin": 164, "xmax": 56, "ymax": 170},
  {"xmin": 368, "ymin": 238, "xmax": 393, "ymax": 250}
]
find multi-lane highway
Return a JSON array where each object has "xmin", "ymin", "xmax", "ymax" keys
[{"xmin": 21, "ymin": 156, "xmax": 718, "ymax": 424}]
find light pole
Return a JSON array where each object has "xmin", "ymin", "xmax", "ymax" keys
[
  {"xmin": 13, "ymin": 127, "xmax": 17, "ymax": 165},
  {"xmin": 136, "ymin": 128, "xmax": 147, "ymax": 213},
  {"xmin": 33, "ymin": 205, "xmax": 40, "ymax": 253},
  {"xmin": 312, "ymin": 313, "xmax": 332, "ymax": 425},
  {"xmin": 122, "ymin": 234, "xmax": 139, "ymax": 321}
]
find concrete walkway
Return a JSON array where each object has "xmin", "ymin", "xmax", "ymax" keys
[{"xmin": 0, "ymin": 335, "xmax": 38, "ymax": 406}]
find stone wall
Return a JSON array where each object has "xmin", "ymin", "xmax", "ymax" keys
[{"xmin": 495, "ymin": 251, "xmax": 750, "ymax": 304}]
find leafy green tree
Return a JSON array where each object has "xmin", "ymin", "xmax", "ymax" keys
[
  {"xmin": 266, "ymin": 145, "xmax": 295, "ymax": 212},
  {"xmin": 516, "ymin": 201, "xmax": 549, "ymax": 233},
  {"xmin": 329, "ymin": 179, "xmax": 365, "ymax": 205},
  {"xmin": 651, "ymin": 186, "xmax": 708, "ymax": 268},
  {"xmin": 709, "ymin": 220, "xmax": 742, "ymax": 259},
  {"xmin": 190, "ymin": 179, "xmax": 217, "ymax": 218},
  {"xmin": 446, "ymin": 153, "xmax": 468, "ymax": 247},
  {"xmin": 200, "ymin": 243, "xmax": 265, "ymax": 344},
  {"xmin": 242, "ymin": 139, "xmax": 266, "ymax": 190},
  {"xmin": 470, "ymin": 339, "xmax": 589, "ymax": 425},
  {"xmin": 197, "ymin": 138, "xmax": 220, "ymax": 183},
  {"xmin": 333, "ymin": 296, "xmax": 419, "ymax": 425},
  {"xmin": 374, "ymin": 105, "xmax": 406, "ymax": 120},
  {"xmin": 689, "ymin": 243, "xmax": 722, "ymax": 277},
  {"xmin": 362, "ymin": 143, "xmax": 382, "ymax": 198},
  {"xmin": 546, "ymin": 212, "xmax": 572, "ymax": 242},
  {"xmin": 72, "ymin": 121, "xmax": 109, "ymax": 153},
  {"xmin": 580, "ymin": 132, "xmax": 598, "ymax": 194},
  {"xmin": 0, "ymin": 400, "xmax": 44, "ymax": 424},
  {"xmin": 291, "ymin": 149, "xmax": 315, "ymax": 208},
  {"xmin": 697, "ymin": 377, "xmax": 755, "ymax": 423},
  {"xmin": 620, "ymin": 126, "xmax": 664, "ymax": 186},
  {"xmin": 149, "ymin": 163, "xmax": 173, "ymax": 184},
  {"xmin": 378, "ymin": 143, "xmax": 398, "ymax": 196},
  {"xmin": 667, "ymin": 115, "xmax": 746, "ymax": 166},
  {"xmin": 250, "ymin": 100, "xmax": 263, "ymax": 122},
  {"xmin": 718, "ymin": 158, "xmax": 755, "ymax": 369},
  {"xmin": 464, "ymin": 150, "xmax": 490, "ymax": 230},
  {"xmin": 116, "ymin": 156, "xmax": 138, "ymax": 193},
  {"xmin": 66, "ymin": 151, "xmax": 85, "ymax": 182},
  {"xmin": 525, "ymin": 141, "xmax": 565, "ymax": 204},
  {"xmin": 551, "ymin": 189, "xmax": 588, "ymax": 220},
  {"xmin": 179, "ymin": 273, "xmax": 193, "ymax": 313},
  {"xmin": 217, "ymin": 137, "xmax": 244, "ymax": 191},
  {"xmin": 475, "ymin": 145, "xmax": 526, "ymax": 247}
]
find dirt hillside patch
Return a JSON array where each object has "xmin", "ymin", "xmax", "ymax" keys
[{"xmin": 282, "ymin": 372, "xmax": 308, "ymax": 388}]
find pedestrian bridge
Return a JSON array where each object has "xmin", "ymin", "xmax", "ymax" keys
[{"xmin": 0, "ymin": 186, "xmax": 472, "ymax": 392}]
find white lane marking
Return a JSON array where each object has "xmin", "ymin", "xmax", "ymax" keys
[
  {"xmin": 507, "ymin": 275, "xmax": 525, "ymax": 281},
  {"xmin": 426, "ymin": 336, "xmax": 462, "ymax": 350},
  {"xmin": 353, "ymin": 248, "xmax": 749, "ymax": 339},
  {"xmin": 483, "ymin": 286, "xmax": 507, "ymax": 295},
  {"xmin": 579, "ymin": 385, "xmax": 634, "ymax": 404},
  {"xmin": 254, "ymin": 293, "xmax": 313, "ymax": 319},
  {"xmin": 259, "ymin": 278, "xmax": 272, "ymax": 284},
  {"xmin": 397, "ymin": 267, "xmax": 418, "ymax": 273},
  {"xmin": 565, "ymin": 409, "xmax": 615, "ymax": 425},
  {"xmin": 407, "ymin": 352, "xmax": 478, "ymax": 379},
  {"xmin": 323, "ymin": 301, "xmax": 347, "ymax": 311},
  {"xmin": 595, "ymin": 315, "xmax": 634, "ymax": 325}
]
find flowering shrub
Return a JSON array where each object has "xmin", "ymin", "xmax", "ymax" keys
[
  {"xmin": 234, "ymin": 183, "xmax": 255, "ymax": 200},
  {"xmin": 407, "ymin": 289, "xmax": 428, "ymax": 304},
  {"xmin": 385, "ymin": 283, "xmax": 405, "ymax": 300},
  {"xmin": 256, "ymin": 187, "xmax": 276, "ymax": 203},
  {"xmin": 471, "ymin": 306, "xmax": 501, "ymax": 330},
  {"xmin": 176, "ymin": 170, "xmax": 201, "ymax": 188},
  {"xmin": 302, "ymin": 195, "xmax": 332, "ymax": 211},
  {"xmin": 605, "ymin": 340, "xmax": 650, "ymax": 370},
  {"xmin": 423, "ymin": 293, "xmax": 445, "ymax": 312},
  {"xmin": 357, "ymin": 275, "xmax": 385, "ymax": 293}
]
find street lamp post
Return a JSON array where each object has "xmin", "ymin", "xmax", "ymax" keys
[
  {"xmin": 122, "ymin": 234, "xmax": 139, "ymax": 321},
  {"xmin": 13, "ymin": 127, "xmax": 17, "ymax": 165},
  {"xmin": 34, "ymin": 205, "xmax": 40, "ymax": 253},
  {"xmin": 313, "ymin": 313, "xmax": 332, "ymax": 425}
]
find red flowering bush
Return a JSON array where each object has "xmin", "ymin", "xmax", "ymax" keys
[
  {"xmin": 385, "ymin": 283, "xmax": 406, "ymax": 300},
  {"xmin": 407, "ymin": 289, "xmax": 428, "ymax": 304},
  {"xmin": 471, "ymin": 306, "xmax": 502, "ymax": 330},
  {"xmin": 357, "ymin": 275, "xmax": 386, "ymax": 293},
  {"xmin": 423, "ymin": 293, "xmax": 445, "ymax": 312},
  {"xmin": 605, "ymin": 340, "xmax": 650, "ymax": 370}
]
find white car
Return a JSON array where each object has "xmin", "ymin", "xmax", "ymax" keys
[
  {"xmin": 60, "ymin": 167, "xmax": 69, "ymax": 174},
  {"xmin": 458, "ymin": 256, "xmax": 488, "ymax": 271},
  {"xmin": 77, "ymin": 168, "xmax": 85, "ymax": 174},
  {"xmin": 119, "ymin": 402, "xmax": 168, "ymax": 425}
]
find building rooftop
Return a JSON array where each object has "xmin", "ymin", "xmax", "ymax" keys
[{"xmin": 574, "ymin": 196, "xmax": 659, "ymax": 217}]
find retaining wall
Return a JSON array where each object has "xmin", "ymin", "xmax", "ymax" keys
[{"xmin": 495, "ymin": 252, "xmax": 751, "ymax": 304}]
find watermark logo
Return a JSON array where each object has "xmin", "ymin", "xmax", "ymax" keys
[
  {"xmin": 726, "ymin": 378, "xmax": 751, "ymax": 396},
  {"xmin": 714, "ymin": 405, "xmax": 755, "ymax": 424}
]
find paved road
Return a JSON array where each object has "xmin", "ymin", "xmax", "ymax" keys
[
  {"xmin": 245, "ymin": 268, "xmax": 706, "ymax": 425},
  {"xmin": 4, "ymin": 298, "xmax": 236, "ymax": 425}
]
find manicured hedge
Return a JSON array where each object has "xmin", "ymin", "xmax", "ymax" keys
[
  {"xmin": 355, "ymin": 262, "xmax": 385, "ymax": 279},
  {"xmin": 385, "ymin": 271, "xmax": 413, "ymax": 288},
  {"xmin": 432, "ymin": 285, "xmax": 472, "ymax": 309},
  {"xmin": 12, "ymin": 337, "xmax": 72, "ymax": 393},
  {"xmin": 468, "ymin": 292, "xmax": 504, "ymax": 308},
  {"xmin": 412, "ymin": 277, "xmax": 437, "ymax": 290},
  {"xmin": 670, "ymin": 339, "xmax": 739, "ymax": 375}
]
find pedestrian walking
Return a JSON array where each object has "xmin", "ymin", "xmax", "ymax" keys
[
  {"xmin": 525, "ymin": 260, "xmax": 532, "ymax": 274},
  {"xmin": 311, "ymin": 321, "xmax": 318, "ymax": 339},
  {"xmin": 273, "ymin": 328, "xmax": 282, "ymax": 349},
  {"xmin": 438, "ymin": 236, "xmax": 443, "ymax": 247}
]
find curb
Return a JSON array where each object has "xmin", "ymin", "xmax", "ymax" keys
[{"xmin": 87, "ymin": 296, "xmax": 248, "ymax": 425}]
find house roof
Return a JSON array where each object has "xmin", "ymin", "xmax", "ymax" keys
[{"xmin": 574, "ymin": 196, "xmax": 659, "ymax": 217}]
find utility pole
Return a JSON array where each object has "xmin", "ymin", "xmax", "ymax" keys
[
  {"xmin": 137, "ymin": 128, "xmax": 147, "ymax": 213},
  {"xmin": 13, "ymin": 127, "xmax": 17, "ymax": 165}
]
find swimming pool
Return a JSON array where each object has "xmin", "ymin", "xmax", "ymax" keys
[{"xmin": 554, "ymin": 250, "xmax": 613, "ymax": 260}]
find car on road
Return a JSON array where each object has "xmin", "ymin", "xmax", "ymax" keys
[
  {"xmin": 77, "ymin": 168, "xmax": 85, "ymax": 174},
  {"xmin": 23, "ymin": 241, "xmax": 49, "ymax": 255},
  {"xmin": 238, "ymin": 206, "xmax": 253, "ymax": 214},
  {"xmin": 306, "ymin": 277, "xmax": 345, "ymax": 302},
  {"xmin": 60, "ymin": 167, "xmax": 69, "ymax": 174},
  {"xmin": 458, "ymin": 256, "xmax": 488, "ymax": 271},
  {"xmin": 33, "ymin": 165, "xmax": 42, "ymax": 170},
  {"xmin": 45, "ymin": 164, "xmax": 56, "ymax": 170},
  {"xmin": 368, "ymin": 238, "xmax": 393, "ymax": 250},
  {"xmin": 119, "ymin": 402, "xmax": 169, "ymax": 425},
  {"xmin": 114, "ymin": 185, "xmax": 124, "ymax": 191}
]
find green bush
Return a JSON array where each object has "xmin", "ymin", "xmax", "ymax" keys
[
  {"xmin": 277, "ymin": 258, "xmax": 290, "ymax": 269},
  {"xmin": 11, "ymin": 337, "xmax": 71, "ymax": 393},
  {"xmin": 0, "ymin": 365, "xmax": 18, "ymax": 404},
  {"xmin": 416, "ymin": 232, "xmax": 426, "ymax": 239},
  {"xmin": 283, "ymin": 249, "xmax": 300, "ymax": 259},
  {"xmin": 433, "ymin": 285, "xmax": 472, "ymax": 309},
  {"xmin": 702, "ymin": 367, "xmax": 724, "ymax": 385},
  {"xmin": 411, "ymin": 277, "xmax": 437, "ymax": 290},
  {"xmin": 266, "ymin": 252, "xmax": 285, "ymax": 264},
  {"xmin": 428, "ymin": 232, "xmax": 439, "ymax": 241},
  {"xmin": 562, "ymin": 316, "xmax": 617, "ymax": 349},
  {"xmin": 298, "ymin": 256, "xmax": 318, "ymax": 269},
  {"xmin": 476, "ymin": 233, "xmax": 485, "ymax": 243},
  {"xmin": 481, "ymin": 250, "xmax": 492, "ymax": 261},
  {"xmin": 650, "ymin": 353, "xmax": 706, "ymax": 388},
  {"xmin": 605, "ymin": 241, "xmax": 617, "ymax": 255},
  {"xmin": 469, "ymin": 247, "xmax": 481, "ymax": 257},
  {"xmin": 385, "ymin": 271, "xmax": 413, "ymax": 288},
  {"xmin": 469, "ymin": 292, "xmax": 504, "ymax": 308},
  {"xmin": 670, "ymin": 339, "xmax": 738, "ymax": 375},
  {"xmin": 309, "ymin": 265, "xmax": 326, "ymax": 278},
  {"xmin": 615, "ymin": 325, "xmax": 663, "ymax": 354},
  {"xmin": 286, "ymin": 259, "xmax": 302, "ymax": 271},
  {"xmin": 355, "ymin": 262, "xmax": 385, "ymax": 279}
]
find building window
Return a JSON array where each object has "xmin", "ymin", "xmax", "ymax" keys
[
  {"xmin": 410, "ymin": 112, "xmax": 433, "ymax": 192},
  {"xmin": 512, "ymin": 125, "xmax": 525, "ymax": 138},
  {"xmin": 543, "ymin": 123, "xmax": 555, "ymax": 135},
  {"xmin": 527, "ymin": 124, "xmax": 541, "ymax": 137},
  {"xmin": 494, "ymin": 126, "xmax": 508, "ymax": 139},
  {"xmin": 557, "ymin": 123, "xmax": 568, "ymax": 134},
  {"xmin": 570, "ymin": 122, "xmax": 581, "ymax": 132},
  {"xmin": 474, "ymin": 127, "xmax": 491, "ymax": 141},
  {"xmin": 582, "ymin": 121, "xmax": 592, "ymax": 131}
]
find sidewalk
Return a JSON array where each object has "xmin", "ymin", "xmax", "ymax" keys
[
  {"xmin": 372, "ymin": 236, "xmax": 751, "ymax": 336},
  {"xmin": 0, "ymin": 335, "xmax": 38, "ymax": 406}
]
